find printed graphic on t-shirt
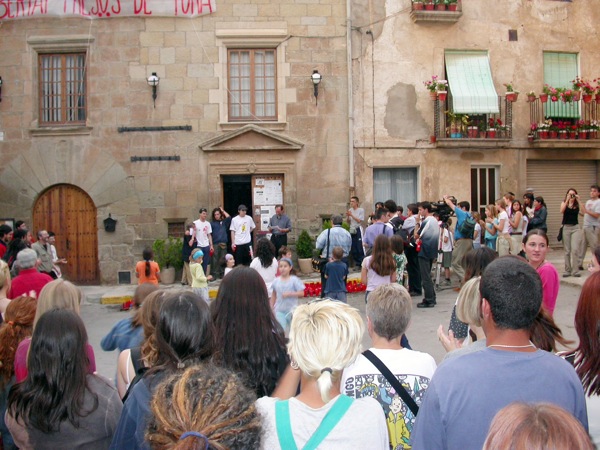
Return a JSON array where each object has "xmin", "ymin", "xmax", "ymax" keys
[{"xmin": 343, "ymin": 373, "xmax": 430, "ymax": 449}]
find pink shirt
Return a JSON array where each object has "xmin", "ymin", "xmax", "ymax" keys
[{"xmin": 537, "ymin": 262, "xmax": 559, "ymax": 316}]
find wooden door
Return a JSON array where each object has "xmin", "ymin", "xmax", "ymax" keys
[{"xmin": 33, "ymin": 184, "xmax": 99, "ymax": 284}]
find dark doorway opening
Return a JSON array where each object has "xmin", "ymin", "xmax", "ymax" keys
[{"xmin": 223, "ymin": 175, "xmax": 252, "ymax": 218}]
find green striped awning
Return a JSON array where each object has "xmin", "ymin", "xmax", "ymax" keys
[
  {"xmin": 543, "ymin": 52, "xmax": 580, "ymax": 119},
  {"xmin": 445, "ymin": 50, "xmax": 499, "ymax": 114}
]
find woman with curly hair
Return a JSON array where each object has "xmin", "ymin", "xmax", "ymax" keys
[
  {"xmin": 212, "ymin": 267, "xmax": 287, "ymax": 397},
  {"xmin": 0, "ymin": 296, "xmax": 36, "ymax": 449},
  {"xmin": 110, "ymin": 291, "xmax": 215, "ymax": 449},
  {"xmin": 6, "ymin": 309, "xmax": 122, "ymax": 449},
  {"xmin": 361, "ymin": 234, "xmax": 396, "ymax": 302},
  {"xmin": 250, "ymin": 237, "xmax": 278, "ymax": 298},
  {"xmin": 146, "ymin": 364, "xmax": 261, "ymax": 450},
  {"xmin": 116, "ymin": 289, "xmax": 166, "ymax": 399}
]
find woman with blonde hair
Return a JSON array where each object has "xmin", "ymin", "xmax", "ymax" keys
[
  {"xmin": 257, "ymin": 300, "xmax": 388, "ymax": 449},
  {"xmin": 482, "ymin": 204, "xmax": 498, "ymax": 250},
  {"xmin": 483, "ymin": 402, "xmax": 593, "ymax": 450},
  {"xmin": 146, "ymin": 364, "xmax": 261, "ymax": 450},
  {"xmin": 13, "ymin": 279, "xmax": 95, "ymax": 382},
  {"xmin": 0, "ymin": 259, "xmax": 12, "ymax": 317},
  {"xmin": 493, "ymin": 198, "xmax": 511, "ymax": 256}
]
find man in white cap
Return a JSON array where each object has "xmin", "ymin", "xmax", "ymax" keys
[{"xmin": 230, "ymin": 204, "xmax": 255, "ymax": 266}]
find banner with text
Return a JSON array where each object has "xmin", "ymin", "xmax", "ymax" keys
[{"xmin": 0, "ymin": 0, "xmax": 215, "ymax": 20}]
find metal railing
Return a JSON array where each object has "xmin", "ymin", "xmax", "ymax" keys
[{"xmin": 528, "ymin": 98, "xmax": 600, "ymax": 140}]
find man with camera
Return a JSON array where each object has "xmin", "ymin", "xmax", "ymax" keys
[{"xmin": 443, "ymin": 195, "xmax": 474, "ymax": 284}]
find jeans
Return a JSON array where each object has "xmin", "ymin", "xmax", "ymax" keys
[
  {"xmin": 562, "ymin": 224, "xmax": 581, "ymax": 274},
  {"xmin": 350, "ymin": 230, "xmax": 364, "ymax": 267},
  {"xmin": 275, "ymin": 310, "xmax": 293, "ymax": 333},
  {"xmin": 234, "ymin": 242, "xmax": 252, "ymax": 266},
  {"xmin": 325, "ymin": 291, "xmax": 347, "ymax": 302},
  {"xmin": 405, "ymin": 244, "xmax": 421, "ymax": 294},
  {"xmin": 198, "ymin": 245, "xmax": 210, "ymax": 274},
  {"xmin": 270, "ymin": 234, "xmax": 287, "ymax": 255},
  {"xmin": 211, "ymin": 242, "xmax": 227, "ymax": 279}
]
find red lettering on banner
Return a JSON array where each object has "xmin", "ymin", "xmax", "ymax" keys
[
  {"xmin": 30, "ymin": 0, "xmax": 46, "ymax": 15},
  {"xmin": 0, "ymin": 0, "xmax": 13, "ymax": 19},
  {"xmin": 175, "ymin": 0, "xmax": 212, "ymax": 16},
  {"xmin": 134, "ymin": 0, "xmax": 151, "ymax": 15},
  {"xmin": 63, "ymin": 0, "xmax": 90, "ymax": 16}
]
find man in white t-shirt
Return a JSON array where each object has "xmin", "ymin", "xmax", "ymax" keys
[
  {"xmin": 193, "ymin": 207, "xmax": 213, "ymax": 275},
  {"xmin": 341, "ymin": 284, "xmax": 436, "ymax": 449},
  {"xmin": 230, "ymin": 204, "xmax": 255, "ymax": 266},
  {"xmin": 578, "ymin": 184, "xmax": 600, "ymax": 270}
]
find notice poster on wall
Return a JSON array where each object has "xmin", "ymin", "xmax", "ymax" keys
[{"xmin": 252, "ymin": 175, "xmax": 284, "ymax": 234}]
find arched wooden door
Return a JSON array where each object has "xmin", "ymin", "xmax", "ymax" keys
[{"xmin": 33, "ymin": 184, "xmax": 99, "ymax": 284}]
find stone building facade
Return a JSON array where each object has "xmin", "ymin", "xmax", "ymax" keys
[
  {"xmin": 350, "ymin": 0, "xmax": 600, "ymax": 245},
  {"xmin": 1, "ymin": 0, "xmax": 598, "ymax": 283},
  {"xmin": 0, "ymin": 0, "xmax": 351, "ymax": 282}
]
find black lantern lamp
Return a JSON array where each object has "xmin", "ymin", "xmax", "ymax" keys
[
  {"xmin": 311, "ymin": 69, "xmax": 322, "ymax": 105},
  {"xmin": 147, "ymin": 72, "xmax": 160, "ymax": 107}
]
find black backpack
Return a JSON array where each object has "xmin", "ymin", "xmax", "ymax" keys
[{"xmin": 457, "ymin": 214, "xmax": 476, "ymax": 239}]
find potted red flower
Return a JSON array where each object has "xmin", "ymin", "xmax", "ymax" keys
[{"xmin": 504, "ymin": 82, "xmax": 519, "ymax": 102}]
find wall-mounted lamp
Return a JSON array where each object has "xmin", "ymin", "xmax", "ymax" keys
[
  {"xmin": 0, "ymin": 77, "xmax": 3, "ymax": 102},
  {"xmin": 311, "ymin": 69, "xmax": 322, "ymax": 105},
  {"xmin": 147, "ymin": 72, "xmax": 159, "ymax": 108}
]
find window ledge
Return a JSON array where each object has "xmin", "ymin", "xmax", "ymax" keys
[
  {"xmin": 219, "ymin": 122, "xmax": 287, "ymax": 131},
  {"xmin": 30, "ymin": 126, "xmax": 93, "ymax": 137},
  {"xmin": 529, "ymin": 140, "xmax": 600, "ymax": 149},
  {"xmin": 410, "ymin": 10, "xmax": 462, "ymax": 23},
  {"xmin": 436, "ymin": 138, "xmax": 511, "ymax": 148}
]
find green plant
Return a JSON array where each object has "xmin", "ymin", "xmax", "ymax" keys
[
  {"xmin": 152, "ymin": 237, "xmax": 183, "ymax": 270},
  {"xmin": 322, "ymin": 220, "xmax": 351, "ymax": 232},
  {"xmin": 296, "ymin": 230, "xmax": 314, "ymax": 259}
]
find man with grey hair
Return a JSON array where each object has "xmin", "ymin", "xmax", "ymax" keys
[
  {"xmin": 32, "ymin": 229, "xmax": 55, "ymax": 278},
  {"xmin": 315, "ymin": 214, "xmax": 351, "ymax": 296},
  {"xmin": 8, "ymin": 248, "xmax": 52, "ymax": 299},
  {"xmin": 341, "ymin": 284, "xmax": 437, "ymax": 449}
]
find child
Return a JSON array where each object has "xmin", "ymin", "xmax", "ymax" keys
[
  {"xmin": 441, "ymin": 218, "xmax": 453, "ymax": 286},
  {"xmin": 323, "ymin": 246, "xmax": 348, "ymax": 302},
  {"xmin": 277, "ymin": 246, "xmax": 296, "ymax": 276},
  {"xmin": 223, "ymin": 254, "xmax": 235, "ymax": 277},
  {"xmin": 190, "ymin": 249, "xmax": 213, "ymax": 303},
  {"xmin": 390, "ymin": 235, "xmax": 407, "ymax": 287},
  {"xmin": 270, "ymin": 258, "xmax": 305, "ymax": 332},
  {"xmin": 135, "ymin": 248, "xmax": 160, "ymax": 285}
]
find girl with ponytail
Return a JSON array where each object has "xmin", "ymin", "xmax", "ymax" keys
[{"xmin": 135, "ymin": 248, "xmax": 160, "ymax": 285}]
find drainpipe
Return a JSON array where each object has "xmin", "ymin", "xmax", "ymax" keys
[{"xmin": 347, "ymin": 0, "xmax": 355, "ymax": 193}]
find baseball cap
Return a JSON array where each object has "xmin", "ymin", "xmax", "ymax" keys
[{"xmin": 238, "ymin": 204, "xmax": 248, "ymax": 211}]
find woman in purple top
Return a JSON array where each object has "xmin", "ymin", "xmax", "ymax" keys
[{"xmin": 361, "ymin": 235, "xmax": 396, "ymax": 302}]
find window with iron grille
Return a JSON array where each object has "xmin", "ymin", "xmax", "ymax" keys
[
  {"xmin": 39, "ymin": 53, "xmax": 87, "ymax": 126},
  {"xmin": 228, "ymin": 49, "xmax": 276, "ymax": 121},
  {"xmin": 167, "ymin": 221, "xmax": 185, "ymax": 239}
]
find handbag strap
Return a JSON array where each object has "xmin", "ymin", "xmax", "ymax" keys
[
  {"xmin": 362, "ymin": 350, "xmax": 419, "ymax": 416},
  {"xmin": 325, "ymin": 228, "xmax": 331, "ymax": 259},
  {"xmin": 275, "ymin": 395, "xmax": 354, "ymax": 450}
]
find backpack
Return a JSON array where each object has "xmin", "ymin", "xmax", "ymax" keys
[{"xmin": 457, "ymin": 214, "xmax": 476, "ymax": 239}]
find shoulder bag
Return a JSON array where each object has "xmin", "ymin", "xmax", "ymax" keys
[{"xmin": 312, "ymin": 229, "xmax": 331, "ymax": 273}]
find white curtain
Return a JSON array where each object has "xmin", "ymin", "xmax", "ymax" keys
[{"xmin": 373, "ymin": 168, "xmax": 418, "ymax": 211}]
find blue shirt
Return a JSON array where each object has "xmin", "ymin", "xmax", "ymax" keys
[
  {"xmin": 363, "ymin": 222, "xmax": 393, "ymax": 248},
  {"xmin": 324, "ymin": 260, "xmax": 348, "ymax": 293},
  {"xmin": 211, "ymin": 217, "xmax": 232, "ymax": 244},
  {"xmin": 315, "ymin": 226, "xmax": 352, "ymax": 258},
  {"xmin": 269, "ymin": 213, "xmax": 292, "ymax": 236},
  {"xmin": 411, "ymin": 348, "xmax": 588, "ymax": 450},
  {"xmin": 453, "ymin": 207, "xmax": 471, "ymax": 240},
  {"xmin": 100, "ymin": 317, "xmax": 143, "ymax": 353}
]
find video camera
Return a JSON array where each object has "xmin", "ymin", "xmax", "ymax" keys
[{"xmin": 430, "ymin": 198, "xmax": 455, "ymax": 224}]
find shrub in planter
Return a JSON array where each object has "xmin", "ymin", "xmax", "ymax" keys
[
  {"xmin": 296, "ymin": 230, "xmax": 314, "ymax": 259},
  {"xmin": 152, "ymin": 237, "xmax": 184, "ymax": 271}
]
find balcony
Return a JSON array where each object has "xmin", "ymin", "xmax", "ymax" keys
[
  {"xmin": 432, "ymin": 95, "xmax": 513, "ymax": 148},
  {"xmin": 410, "ymin": 1, "xmax": 462, "ymax": 23},
  {"xmin": 527, "ymin": 96, "xmax": 600, "ymax": 147}
]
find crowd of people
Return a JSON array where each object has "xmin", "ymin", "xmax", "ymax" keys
[{"xmin": 0, "ymin": 191, "xmax": 598, "ymax": 449}]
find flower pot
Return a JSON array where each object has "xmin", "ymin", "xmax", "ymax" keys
[
  {"xmin": 539, "ymin": 130, "xmax": 548, "ymax": 139},
  {"xmin": 412, "ymin": 1, "xmax": 424, "ymax": 10},
  {"xmin": 467, "ymin": 126, "xmax": 478, "ymax": 138},
  {"xmin": 528, "ymin": 136, "xmax": 534, "ymax": 143},
  {"xmin": 487, "ymin": 129, "xmax": 496, "ymax": 139},
  {"xmin": 559, "ymin": 131, "xmax": 567, "ymax": 139},
  {"xmin": 430, "ymin": 135, "xmax": 437, "ymax": 143},
  {"xmin": 569, "ymin": 131, "xmax": 577, "ymax": 139},
  {"xmin": 596, "ymin": 95, "xmax": 600, "ymax": 104},
  {"xmin": 298, "ymin": 258, "xmax": 314, "ymax": 275},
  {"xmin": 549, "ymin": 131, "xmax": 558, "ymax": 139},
  {"xmin": 437, "ymin": 91, "xmax": 447, "ymax": 101},
  {"xmin": 506, "ymin": 92, "xmax": 519, "ymax": 102},
  {"xmin": 435, "ymin": 4, "xmax": 446, "ymax": 10},
  {"xmin": 573, "ymin": 91, "xmax": 581, "ymax": 101},
  {"xmin": 161, "ymin": 267, "xmax": 176, "ymax": 285},
  {"xmin": 450, "ymin": 132, "xmax": 462, "ymax": 138},
  {"xmin": 582, "ymin": 94, "xmax": 593, "ymax": 103},
  {"xmin": 425, "ymin": 2, "xmax": 434, "ymax": 10},
  {"xmin": 527, "ymin": 95, "xmax": 536, "ymax": 103},
  {"xmin": 448, "ymin": 3, "xmax": 457, "ymax": 11},
  {"xmin": 429, "ymin": 91, "xmax": 438, "ymax": 100},
  {"xmin": 539, "ymin": 94, "xmax": 548, "ymax": 103},
  {"xmin": 579, "ymin": 131, "xmax": 588, "ymax": 140}
]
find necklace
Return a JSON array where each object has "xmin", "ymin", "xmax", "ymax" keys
[{"xmin": 488, "ymin": 340, "xmax": 536, "ymax": 349}]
